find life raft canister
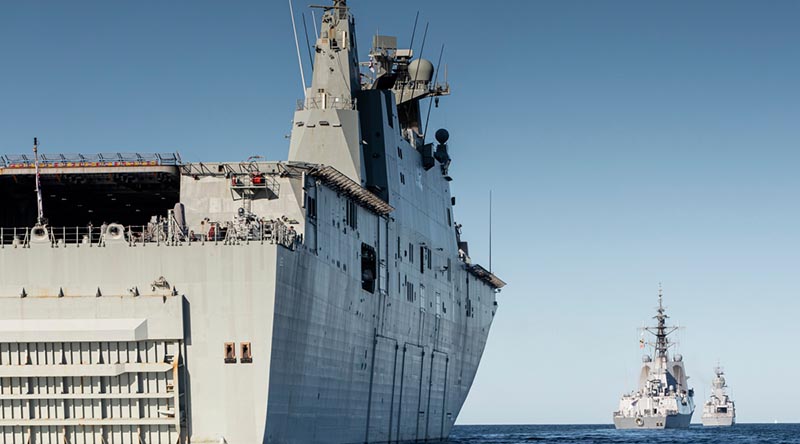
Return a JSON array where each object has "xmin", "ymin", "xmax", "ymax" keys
[{"xmin": 105, "ymin": 223, "xmax": 126, "ymax": 241}]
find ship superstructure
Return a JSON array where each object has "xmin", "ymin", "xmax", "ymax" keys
[
  {"xmin": 702, "ymin": 366, "xmax": 736, "ymax": 426},
  {"xmin": 613, "ymin": 289, "xmax": 695, "ymax": 429},
  {"xmin": 0, "ymin": 2, "xmax": 504, "ymax": 443}
]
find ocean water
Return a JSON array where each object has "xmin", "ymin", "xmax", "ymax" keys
[{"xmin": 447, "ymin": 424, "xmax": 800, "ymax": 444}]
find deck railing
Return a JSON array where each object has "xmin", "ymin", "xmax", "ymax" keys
[
  {"xmin": 0, "ymin": 219, "xmax": 302, "ymax": 250},
  {"xmin": 1, "ymin": 152, "xmax": 181, "ymax": 168}
]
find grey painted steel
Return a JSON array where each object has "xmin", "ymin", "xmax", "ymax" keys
[
  {"xmin": 0, "ymin": 1, "xmax": 502, "ymax": 443},
  {"xmin": 613, "ymin": 413, "xmax": 692, "ymax": 430},
  {"xmin": 0, "ymin": 165, "xmax": 179, "ymax": 176},
  {"xmin": 702, "ymin": 415, "xmax": 734, "ymax": 427},
  {"xmin": 613, "ymin": 290, "xmax": 695, "ymax": 430}
]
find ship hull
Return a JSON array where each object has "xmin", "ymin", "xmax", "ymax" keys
[
  {"xmin": 264, "ymin": 246, "xmax": 493, "ymax": 443},
  {"xmin": 0, "ymin": 235, "xmax": 496, "ymax": 444},
  {"xmin": 702, "ymin": 415, "xmax": 735, "ymax": 427},
  {"xmin": 614, "ymin": 412, "xmax": 692, "ymax": 430}
]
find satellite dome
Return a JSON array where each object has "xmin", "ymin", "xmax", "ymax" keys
[
  {"xmin": 408, "ymin": 58, "xmax": 434, "ymax": 83},
  {"xmin": 435, "ymin": 128, "xmax": 450, "ymax": 145},
  {"xmin": 674, "ymin": 354, "xmax": 683, "ymax": 362}
]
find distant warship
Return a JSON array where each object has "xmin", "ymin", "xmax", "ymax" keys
[
  {"xmin": 702, "ymin": 366, "xmax": 736, "ymax": 426},
  {"xmin": 613, "ymin": 289, "xmax": 695, "ymax": 429}
]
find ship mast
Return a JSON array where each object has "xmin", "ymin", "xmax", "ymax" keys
[
  {"xmin": 644, "ymin": 285, "xmax": 678, "ymax": 362},
  {"xmin": 33, "ymin": 137, "xmax": 45, "ymax": 226},
  {"xmin": 288, "ymin": 0, "xmax": 365, "ymax": 183}
]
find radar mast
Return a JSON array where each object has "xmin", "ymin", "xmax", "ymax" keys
[{"xmin": 642, "ymin": 285, "xmax": 679, "ymax": 363}]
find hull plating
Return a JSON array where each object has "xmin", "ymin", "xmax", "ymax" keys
[{"xmin": 614, "ymin": 413, "xmax": 693, "ymax": 430}]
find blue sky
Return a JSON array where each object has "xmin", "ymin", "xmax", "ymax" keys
[{"xmin": 2, "ymin": 0, "xmax": 799, "ymax": 425}]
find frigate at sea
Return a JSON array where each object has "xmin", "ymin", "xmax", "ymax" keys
[
  {"xmin": 701, "ymin": 365, "xmax": 736, "ymax": 427},
  {"xmin": 613, "ymin": 289, "xmax": 695, "ymax": 429},
  {"xmin": 0, "ymin": 2, "xmax": 505, "ymax": 443}
]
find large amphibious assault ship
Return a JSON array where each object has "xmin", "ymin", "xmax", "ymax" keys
[
  {"xmin": 613, "ymin": 290, "xmax": 694, "ymax": 429},
  {"xmin": 0, "ymin": 2, "xmax": 505, "ymax": 443},
  {"xmin": 701, "ymin": 366, "xmax": 736, "ymax": 427}
]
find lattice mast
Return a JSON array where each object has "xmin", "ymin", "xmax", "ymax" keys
[{"xmin": 642, "ymin": 285, "xmax": 679, "ymax": 363}]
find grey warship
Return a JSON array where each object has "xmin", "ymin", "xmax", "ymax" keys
[
  {"xmin": 613, "ymin": 289, "xmax": 694, "ymax": 429},
  {"xmin": 0, "ymin": 2, "xmax": 505, "ymax": 443},
  {"xmin": 701, "ymin": 365, "xmax": 736, "ymax": 427}
]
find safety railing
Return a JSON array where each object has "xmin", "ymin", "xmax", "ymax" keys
[
  {"xmin": 1, "ymin": 152, "xmax": 181, "ymax": 168},
  {"xmin": 0, "ymin": 219, "xmax": 302, "ymax": 250}
]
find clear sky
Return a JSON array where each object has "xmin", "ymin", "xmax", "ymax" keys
[{"xmin": 2, "ymin": 0, "xmax": 799, "ymax": 425}]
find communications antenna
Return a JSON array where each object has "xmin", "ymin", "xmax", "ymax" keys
[{"xmin": 33, "ymin": 137, "xmax": 45, "ymax": 226}]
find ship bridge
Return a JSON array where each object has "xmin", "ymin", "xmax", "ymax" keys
[{"xmin": 0, "ymin": 153, "xmax": 181, "ymax": 228}]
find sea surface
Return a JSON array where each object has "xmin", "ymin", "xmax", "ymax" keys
[{"xmin": 447, "ymin": 424, "xmax": 800, "ymax": 444}]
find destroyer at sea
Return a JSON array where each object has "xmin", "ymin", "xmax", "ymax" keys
[
  {"xmin": 613, "ymin": 288, "xmax": 695, "ymax": 429},
  {"xmin": 0, "ymin": 1, "xmax": 505, "ymax": 443}
]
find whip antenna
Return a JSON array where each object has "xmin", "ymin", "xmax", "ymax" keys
[
  {"xmin": 397, "ymin": 12, "xmax": 421, "ymax": 105},
  {"xmin": 408, "ymin": 11, "xmax": 420, "ymax": 54},
  {"xmin": 398, "ymin": 22, "xmax": 428, "ymax": 107},
  {"xmin": 423, "ymin": 44, "xmax": 445, "ymax": 139},
  {"xmin": 289, "ymin": 0, "xmax": 307, "ymax": 96},
  {"xmin": 302, "ymin": 13, "xmax": 315, "ymax": 71}
]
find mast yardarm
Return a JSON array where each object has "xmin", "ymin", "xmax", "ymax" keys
[{"xmin": 643, "ymin": 285, "xmax": 679, "ymax": 360}]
